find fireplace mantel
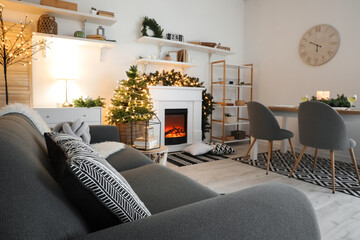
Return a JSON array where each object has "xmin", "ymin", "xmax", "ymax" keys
[{"xmin": 148, "ymin": 86, "xmax": 205, "ymax": 152}]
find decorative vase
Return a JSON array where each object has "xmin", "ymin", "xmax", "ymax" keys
[
  {"xmin": 37, "ymin": 14, "xmax": 58, "ymax": 35},
  {"xmin": 74, "ymin": 31, "xmax": 85, "ymax": 38}
]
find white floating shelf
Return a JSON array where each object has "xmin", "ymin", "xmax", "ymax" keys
[
  {"xmin": 137, "ymin": 36, "xmax": 234, "ymax": 56},
  {"xmin": 4, "ymin": 0, "xmax": 116, "ymax": 25},
  {"xmin": 32, "ymin": 33, "xmax": 116, "ymax": 48},
  {"xmin": 136, "ymin": 59, "xmax": 197, "ymax": 69}
]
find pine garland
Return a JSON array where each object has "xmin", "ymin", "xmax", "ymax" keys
[
  {"xmin": 202, "ymin": 91, "xmax": 214, "ymax": 140},
  {"xmin": 144, "ymin": 69, "xmax": 203, "ymax": 87},
  {"xmin": 141, "ymin": 16, "xmax": 164, "ymax": 38}
]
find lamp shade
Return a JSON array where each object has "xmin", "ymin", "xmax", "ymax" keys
[{"xmin": 53, "ymin": 63, "xmax": 78, "ymax": 80}]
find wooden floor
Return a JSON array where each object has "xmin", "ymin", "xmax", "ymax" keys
[{"xmin": 167, "ymin": 142, "xmax": 360, "ymax": 240}]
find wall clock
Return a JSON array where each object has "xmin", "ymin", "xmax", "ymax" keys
[{"xmin": 299, "ymin": 24, "xmax": 340, "ymax": 66}]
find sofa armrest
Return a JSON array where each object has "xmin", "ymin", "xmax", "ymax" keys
[
  {"xmin": 89, "ymin": 125, "xmax": 119, "ymax": 144},
  {"xmin": 76, "ymin": 183, "xmax": 321, "ymax": 240}
]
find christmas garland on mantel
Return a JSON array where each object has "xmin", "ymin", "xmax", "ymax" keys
[{"xmin": 143, "ymin": 70, "xmax": 214, "ymax": 140}]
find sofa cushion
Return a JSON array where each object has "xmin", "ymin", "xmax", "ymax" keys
[
  {"xmin": 183, "ymin": 142, "xmax": 213, "ymax": 156},
  {"xmin": 106, "ymin": 145, "xmax": 154, "ymax": 171},
  {"xmin": 121, "ymin": 164, "xmax": 219, "ymax": 214},
  {"xmin": 45, "ymin": 132, "xmax": 151, "ymax": 231},
  {"xmin": 210, "ymin": 143, "xmax": 235, "ymax": 155}
]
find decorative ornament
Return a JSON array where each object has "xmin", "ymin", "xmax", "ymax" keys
[{"xmin": 141, "ymin": 16, "xmax": 163, "ymax": 38}]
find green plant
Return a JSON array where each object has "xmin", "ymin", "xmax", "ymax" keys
[
  {"xmin": 310, "ymin": 94, "xmax": 350, "ymax": 107},
  {"xmin": 73, "ymin": 96, "xmax": 106, "ymax": 108},
  {"xmin": 141, "ymin": 16, "xmax": 164, "ymax": 38},
  {"xmin": 225, "ymin": 113, "xmax": 232, "ymax": 117}
]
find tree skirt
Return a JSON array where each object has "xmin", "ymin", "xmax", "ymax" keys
[{"xmin": 233, "ymin": 150, "xmax": 360, "ymax": 198}]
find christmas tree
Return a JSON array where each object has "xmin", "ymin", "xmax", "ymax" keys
[{"xmin": 107, "ymin": 65, "xmax": 154, "ymax": 124}]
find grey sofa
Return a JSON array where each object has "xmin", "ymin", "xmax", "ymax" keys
[{"xmin": 0, "ymin": 113, "xmax": 321, "ymax": 240}]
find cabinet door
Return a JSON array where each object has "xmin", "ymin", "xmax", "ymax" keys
[{"xmin": 34, "ymin": 108, "xmax": 102, "ymax": 127}]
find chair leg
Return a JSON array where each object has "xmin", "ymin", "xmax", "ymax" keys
[
  {"xmin": 243, "ymin": 138, "xmax": 257, "ymax": 165},
  {"xmin": 289, "ymin": 145, "xmax": 307, "ymax": 177},
  {"xmin": 312, "ymin": 148, "xmax": 319, "ymax": 172},
  {"xmin": 266, "ymin": 141, "xmax": 272, "ymax": 175},
  {"xmin": 349, "ymin": 148, "xmax": 360, "ymax": 184},
  {"xmin": 288, "ymin": 138, "xmax": 297, "ymax": 161},
  {"xmin": 330, "ymin": 150, "xmax": 335, "ymax": 194},
  {"xmin": 270, "ymin": 141, "xmax": 273, "ymax": 160}
]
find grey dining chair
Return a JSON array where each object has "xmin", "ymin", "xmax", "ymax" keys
[
  {"xmin": 289, "ymin": 101, "xmax": 360, "ymax": 193},
  {"xmin": 243, "ymin": 101, "xmax": 297, "ymax": 174}
]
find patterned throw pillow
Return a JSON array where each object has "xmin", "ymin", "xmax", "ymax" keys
[
  {"xmin": 45, "ymin": 132, "xmax": 151, "ymax": 230},
  {"xmin": 210, "ymin": 143, "xmax": 235, "ymax": 155}
]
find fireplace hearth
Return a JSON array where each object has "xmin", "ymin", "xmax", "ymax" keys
[{"xmin": 165, "ymin": 109, "xmax": 187, "ymax": 145}]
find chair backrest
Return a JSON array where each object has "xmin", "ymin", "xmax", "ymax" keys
[
  {"xmin": 298, "ymin": 101, "xmax": 350, "ymax": 150},
  {"xmin": 247, "ymin": 101, "xmax": 281, "ymax": 140}
]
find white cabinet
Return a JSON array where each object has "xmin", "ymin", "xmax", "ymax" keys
[{"xmin": 34, "ymin": 107, "xmax": 102, "ymax": 127}]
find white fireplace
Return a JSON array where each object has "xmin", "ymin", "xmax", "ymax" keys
[{"xmin": 148, "ymin": 86, "xmax": 204, "ymax": 152}]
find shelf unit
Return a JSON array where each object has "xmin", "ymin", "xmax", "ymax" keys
[
  {"xmin": 135, "ymin": 58, "xmax": 197, "ymax": 72},
  {"xmin": 33, "ymin": 32, "xmax": 116, "ymax": 48},
  {"xmin": 32, "ymin": 32, "xmax": 116, "ymax": 61},
  {"xmin": 210, "ymin": 60, "xmax": 253, "ymax": 144},
  {"xmin": 136, "ymin": 36, "xmax": 234, "ymax": 72},
  {"xmin": 3, "ymin": 0, "xmax": 116, "ymax": 25},
  {"xmin": 137, "ymin": 36, "xmax": 234, "ymax": 56}
]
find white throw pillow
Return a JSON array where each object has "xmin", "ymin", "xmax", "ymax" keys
[{"xmin": 183, "ymin": 142, "xmax": 213, "ymax": 156}]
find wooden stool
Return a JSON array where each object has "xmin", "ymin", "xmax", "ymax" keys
[{"xmin": 139, "ymin": 145, "xmax": 168, "ymax": 166}]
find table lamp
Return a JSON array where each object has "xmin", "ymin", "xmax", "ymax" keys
[{"xmin": 58, "ymin": 78, "xmax": 75, "ymax": 107}]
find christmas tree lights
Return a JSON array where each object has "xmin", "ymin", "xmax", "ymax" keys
[{"xmin": 107, "ymin": 65, "xmax": 155, "ymax": 124}]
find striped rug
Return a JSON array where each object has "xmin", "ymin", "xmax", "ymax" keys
[
  {"xmin": 167, "ymin": 151, "xmax": 229, "ymax": 167},
  {"xmin": 233, "ymin": 150, "xmax": 360, "ymax": 198}
]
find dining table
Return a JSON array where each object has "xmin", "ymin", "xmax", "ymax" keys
[{"xmin": 249, "ymin": 104, "xmax": 360, "ymax": 160}]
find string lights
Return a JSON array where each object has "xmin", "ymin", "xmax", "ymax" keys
[{"xmin": 0, "ymin": 4, "xmax": 48, "ymax": 105}]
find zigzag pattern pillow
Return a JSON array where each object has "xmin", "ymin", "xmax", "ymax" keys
[
  {"xmin": 210, "ymin": 143, "xmax": 235, "ymax": 155},
  {"xmin": 45, "ymin": 132, "xmax": 151, "ymax": 228}
]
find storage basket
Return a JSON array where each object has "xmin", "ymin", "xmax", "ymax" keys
[
  {"xmin": 37, "ymin": 14, "xmax": 58, "ymax": 35},
  {"xmin": 231, "ymin": 130, "xmax": 246, "ymax": 140},
  {"xmin": 116, "ymin": 121, "xmax": 146, "ymax": 145}
]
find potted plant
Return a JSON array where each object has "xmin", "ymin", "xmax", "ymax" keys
[
  {"xmin": 165, "ymin": 54, "xmax": 171, "ymax": 61},
  {"xmin": 224, "ymin": 113, "xmax": 237, "ymax": 123}
]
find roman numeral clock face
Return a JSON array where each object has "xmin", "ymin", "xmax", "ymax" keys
[{"xmin": 299, "ymin": 24, "xmax": 340, "ymax": 66}]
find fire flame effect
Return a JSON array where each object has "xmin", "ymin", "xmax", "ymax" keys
[{"xmin": 165, "ymin": 126, "xmax": 186, "ymax": 138}]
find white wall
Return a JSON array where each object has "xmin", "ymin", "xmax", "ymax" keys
[
  {"xmin": 3, "ymin": 0, "xmax": 245, "ymax": 121},
  {"xmin": 244, "ymin": 0, "xmax": 360, "ymax": 162}
]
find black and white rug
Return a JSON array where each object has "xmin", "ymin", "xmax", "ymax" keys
[
  {"xmin": 233, "ymin": 150, "xmax": 360, "ymax": 198},
  {"xmin": 167, "ymin": 151, "xmax": 229, "ymax": 167}
]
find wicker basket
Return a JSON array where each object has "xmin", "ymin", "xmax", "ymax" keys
[
  {"xmin": 38, "ymin": 14, "xmax": 58, "ymax": 35},
  {"xmin": 116, "ymin": 121, "xmax": 146, "ymax": 145}
]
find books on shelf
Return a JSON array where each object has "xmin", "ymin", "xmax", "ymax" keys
[
  {"xmin": 86, "ymin": 34, "xmax": 106, "ymax": 40},
  {"xmin": 97, "ymin": 10, "xmax": 115, "ymax": 18}
]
